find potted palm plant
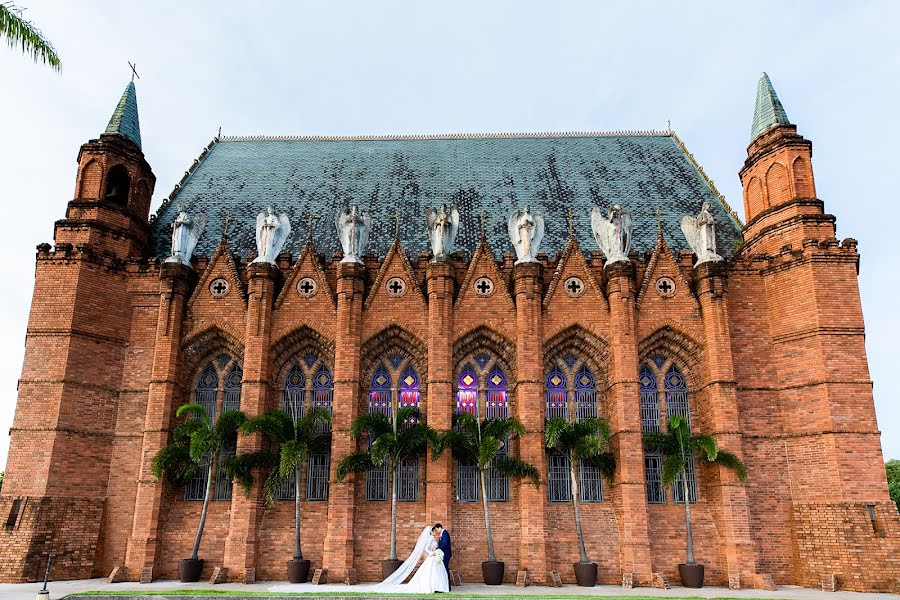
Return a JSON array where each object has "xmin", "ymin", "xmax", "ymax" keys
[
  {"xmin": 544, "ymin": 416, "xmax": 616, "ymax": 586},
  {"xmin": 336, "ymin": 406, "xmax": 438, "ymax": 579},
  {"xmin": 228, "ymin": 406, "xmax": 331, "ymax": 583},
  {"xmin": 643, "ymin": 415, "xmax": 746, "ymax": 588},
  {"xmin": 439, "ymin": 413, "xmax": 540, "ymax": 585},
  {"xmin": 150, "ymin": 403, "xmax": 246, "ymax": 582}
]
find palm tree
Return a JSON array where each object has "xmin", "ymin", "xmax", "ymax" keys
[
  {"xmin": 151, "ymin": 403, "xmax": 246, "ymax": 564},
  {"xmin": 544, "ymin": 416, "xmax": 616, "ymax": 565},
  {"xmin": 1, "ymin": 3, "xmax": 61, "ymax": 70},
  {"xmin": 229, "ymin": 407, "xmax": 331, "ymax": 568},
  {"xmin": 643, "ymin": 415, "xmax": 746, "ymax": 566},
  {"xmin": 336, "ymin": 406, "xmax": 438, "ymax": 564},
  {"xmin": 439, "ymin": 413, "xmax": 540, "ymax": 564}
]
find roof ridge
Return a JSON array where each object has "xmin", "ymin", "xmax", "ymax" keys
[
  {"xmin": 217, "ymin": 129, "xmax": 672, "ymax": 143},
  {"xmin": 669, "ymin": 131, "xmax": 744, "ymax": 229},
  {"xmin": 150, "ymin": 136, "xmax": 220, "ymax": 223}
]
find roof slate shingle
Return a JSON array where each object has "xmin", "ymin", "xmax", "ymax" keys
[
  {"xmin": 150, "ymin": 132, "xmax": 743, "ymax": 261},
  {"xmin": 751, "ymin": 72, "xmax": 791, "ymax": 141},
  {"xmin": 104, "ymin": 81, "xmax": 142, "ymax": 148}
]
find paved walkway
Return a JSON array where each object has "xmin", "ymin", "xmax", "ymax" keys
[{"xmin": 1, "ymin": 579, "xmax": 898, "ymax": 600}]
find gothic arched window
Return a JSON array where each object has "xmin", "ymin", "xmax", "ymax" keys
[
  {"xmin": 365, "ymin": 356, "xmax": 422, "ymax": 502},
  {"xmin": 454, "ymin": 356, "xmax": 511, "ymax": 502},
  {"xmin": 185, "ymin": 355, "xmax": 243, "ymax": 502},
  {"xmin": 544, "ymin": 357, "xmax": 603, "ymax": 503},
  {"xmin": 639, "ymin": 357, "xmax": 696, "ymax": 504},
  {"xmin": 104, "ymin": 164, "xmax": 130, "ymax": 204},
  {"xmin": 275, "ymin": 354, "xmax": 333, "ymax": 502}
]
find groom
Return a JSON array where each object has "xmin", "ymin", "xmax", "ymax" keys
[{"xmin": 434, "ymin": 523, "xmax": 452, "ymax": 589}]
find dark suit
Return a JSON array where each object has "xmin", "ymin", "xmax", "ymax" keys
[{"xmin": 438, "ymin": 530, "xmax": 452, "ymax": 587}]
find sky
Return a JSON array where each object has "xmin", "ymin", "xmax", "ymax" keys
[{"xmin": 0, "ymin": 1, "xmax": 898, "ymax": 470}]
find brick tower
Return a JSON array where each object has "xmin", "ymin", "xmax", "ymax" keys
[
  {"xmin": 0, "ymin": 81, "xmax": 154, "ymax": 581},
  {"xmin": 738, "ymin": 73, "xmax": 899, "ymax": 590}
]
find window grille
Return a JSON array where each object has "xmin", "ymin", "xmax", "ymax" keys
[
  {"xmin": 645, "ymin": 452, "xmax": 666, "ymax": 503},
  {"xmin": 486, "ymin": 368, "xmax": 509, "ymax": 500},
  {"xmin": 312, "ymin": 366, "xmax": 333, "ymax": 434},
  {"xmin": 185, "ymin": 455, "xmax": 209, "ymax": 501},
  {"xmin": 306, "ymin": 453, "xmax": 330, "ymax": 501},
  {"xmin": 195, "ymin": 364, "xmax": 218, "ymax": 422},
  {"xmin": 366, "ymin": 463, "xmax": 389, "ymax": 501},
  {"xmin": 665, "ymin": 365, "xmax": 696, "ymax": 503},
  {"xmin": 456, "ymin": 368, "xmax": 478, "ymax": 417},
  {"xmin": 548, "ymin": 451, "xmax": 571, "ymax": 503},
  {"xmin": 283, "ymin": 364, "xmax": 305, "ymax": 422},
  {"xmin": 397, "ymin": 456, "xmax": 419, "ymax": 501},
  {"xmin": 545, "ymin": 367, "xmax": 568, "ymax": 419},
  {"xmin": 579, "ymin": 460, "xmax": 603, "ymax": 503},
  {"xmin": 574, "ymin": 366, "xmax": 597, "ymax": 421},
  {"xmin": 639, "ymin": 365, "xmax": 660, "ymax": 433},
  {"xmin": 672, "ymin": 454, "xmax": 697, "ymax": 504},
  {"xmin": 223, "ymin": 365, "xmax": 242, "ymax": 412},
  {"xmin": 214, "ymin": 451, "xmax": 233, "ymax": 501},
  {"xmin": 276, "ymin": 468, "xmax": 297, "ymax": 500},
  {"xmin": 366, "ymin": 367, "xmax": 391, "ymax": 501},
  {"xmin": 456, "ymin": 462, "xmax": 479, "ymax": 502}
]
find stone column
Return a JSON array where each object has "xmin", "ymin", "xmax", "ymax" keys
[
  {"xmin": 693, "ymin": 261, "xmax": 759, "ymax": 586},
  {"xmin": 604, "ymin": 262, "xmax": 652, "ymax": 585},
  {"xmin": 125, "ymin": 262, "xmax": 196, "ymax": 582},
  {"xmin": 425, "ymin": 262, "xmax": 454, "ymax": 525},
  {"xmin": 323, "ymin": 262, "xmax": 365, "ymax": 581},
  {"xmin": 512, "ymin": 262, "xmax": 549, "ymax": 584},
  {"xmin": 223, "ymin": 262, "xmax": 280, "ymax": 583}
]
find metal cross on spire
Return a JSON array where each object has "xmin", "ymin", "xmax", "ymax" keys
[
  {"xmin": 303, "ymin": 212, "xmax": 320, "ymax": 242},
  {"xmin": 128, "ymin": 61, "xmax": 140, "ymax": 82}
]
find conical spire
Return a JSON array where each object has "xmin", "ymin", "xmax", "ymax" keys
[
  {"xmin": 104, "ymin": 81, "xmax": 142, "ymax": 148},
  {"xmin": 750, "ymin": 72, "xmax": 791, "ymax": 141}
]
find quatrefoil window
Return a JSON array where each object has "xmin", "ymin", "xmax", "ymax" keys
[
  {"xmin": 655, "ymin": 277, "xmax": 676, "ymax": 297},
  {"xmin": 474, "ymin": 276, "xmax": 494, "ymax": 297},
  {"xmin": 297, "ymin": 277, "xmax": 317, "ymax": 298},
  {"xmin": 386, "ymin": 277, "xmax": 407, "ymax": 297},
  {"xmin": 564, "ymin": 276, "xmax": 585, "ymax": 298},
  {"xmin": 209, "ymin": 278, "xmax": 229, "ymax": 298}
]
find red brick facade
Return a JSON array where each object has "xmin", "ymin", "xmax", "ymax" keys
[{"xmin": 1, "ymin": 107, "xmax": 898, "ymax": 592}]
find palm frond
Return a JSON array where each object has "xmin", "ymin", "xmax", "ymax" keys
[
  {"xmin": 242, "ymin": 411, "xmax": 293, "ymax": 443},
  {"xmin": 215, "ymin": 409, "xmax": 247, "ymax": 450},
  {"xmin": 279, "ymin": 440, "xmax": 308, "ymax": 478},
  {"xmin": 544, "ymin": 417, "xmax": 570, "ymax": 450},
  {"xmin": 396, "ymin": 423, "xmax": 433, "ymax": 459},
  {"xmin": 262, "ymin": 469, "xmax": 286, "ymax": 507},
  {"xmin": 482, "ymin": 416, "xmax": 526, "ymax": 440},
  {"xmin": 336, "ymin": 451, "xmax": 377, "ymax": 482},
  {"xmin": 222, "ymin": 450, "xmax": 277, "ymax": 496},
  {"xmin": 0, "ymin": 4, "xmax": 60, "ymax": 71},
  {"xmin": 438, "ymin": 428, "xmax": 477, "ymax": 463},
  {"xmin": 369, "ymin": 435, "xmax": 397, "ymax": 467},
  {"xmin": 712, "ymin": 450, "xmax": 747, "ymax": 481},
  {"xmin": 451, "ymin": 411, "xmax": 477, "ymax": 433},
  {"xmin": 574, "ymin": 417, "xmax": 612, "ymax": 443},
  {"xmin": 582, "ymin": 451, "xmax": 617, "ymax": 479},
  {"xmin": 661, "ymin": 454, "xmax": 686, "ymax": 488},
  {"xmin": 349, "ymin": 412, "xmax": 392, "ymax": 440},
  {"xmin": 691, "ymin": 434, "xmax": 718, "ymax": 462},
  {"xmin": 395, "ymin": 406, "xmax": 422, "ymax": 425},
  {"xmin": 477, "ymin": 437, "xmax": 503, "ymax": 470},
  {"xmin": 296, "ymin": 406, "xmax": 332, "ymax": 442},
  {"xmin": 150, "ymin": 443, "xmax": 195, "ymax": 484},
  {"xmin": 189, "ymin": 429, "xmax": 213, "ymax": 462},
  {"xmin": 176, "ymin": 403, "xmax": 210, "ymax": 422},
  {"xmin": 643, "ymin": 432, "xmax": 677, "ymax": 455},
  {"xmin": 492, "ymin": 457, "xmax": 540, "ymax": 487}
]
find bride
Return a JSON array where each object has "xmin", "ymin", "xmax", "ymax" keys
[{"xmin": 376, "ymin": 525, "xmax": 449, "ymax": 593}]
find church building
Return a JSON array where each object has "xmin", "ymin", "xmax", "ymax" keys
[{"xmin": 0, "ymin": 74, "xmax": 897, "ymax": 591}]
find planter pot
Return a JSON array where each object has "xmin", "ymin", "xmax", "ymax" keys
[
  {"xmin": 382, "ymin": 559, "xmax": 404, "ymax": 580},
  {"xmin": 482, "ymin": 560, "xmax": 505, "ymax": 585},
  {"xmin": 574, "ymin": 562, "xmax": 598, "ymax": 587},
  {"xmin": 287, "ymin": 559, "xmax": 311, "ymax": 584},
  {"xmin": 178, "ymin": 558, "xmax": 203, "ymax": 583},
  {"xmin": 678, "ymin": 563, "xmax": 705, "ymax": 588}
]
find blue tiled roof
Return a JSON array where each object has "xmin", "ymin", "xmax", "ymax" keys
[
  {"xmin": 750, "ymin": 73, "xmax": 791, "ymax": 141},
  {"xmin": 104, "ymin": 81, "xmax": 142, "ymax": 148},
  {"xmin": 150, "ymin": 132, "xmax": 743, "ymax": 261}
]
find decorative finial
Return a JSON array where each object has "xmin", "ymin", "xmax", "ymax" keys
[
  {"xmin": 666, "ymin": 119, "xmax": 672, "ymax": 133},
  {"xmin": 392, "ymin": 211, "xmax": 403, "ymax": 240},
  {"xmin": 217, "ymin": 126, "xmax": 222, "ymax": 140},
  {"xmin": 479, "ymin": 209, "xmax": 487, "ymax": 242},
  {"xmin": 221, "ymin": 213, "xmax": 232, "ymax": 241},
  {"xmin": 128, "ymin": 61, "xmax": 140, "ymax": 82},
  {"xmin": 566, "ymin": 207, "xmax": 575, "ymax": 240},
  {"xmin": 655, "ymin": 205, "xmax": 663, "ymax": 238},
  {"xmin": 303, "ymin": 212, "xmax": 320, "ymax": 242}
]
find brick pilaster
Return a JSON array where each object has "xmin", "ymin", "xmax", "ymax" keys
[
  {"xmin": 125, "ymin": 262, "xmax": 196, "ymax": 581},
  {"xmin": 605, "ymin": 262, "xmax": 652, "ymax": 585},
  {"xmin": 426, "ymin": 262, "xmax": 454, "ymax": 525},
  {"xmin": 512, "ymin": 262, "xmax": 549, "ymax": 584},
  {"xmin": 693, "ymin": 261, "xmax": 760, "ymax": 583},
  {"xmin": 322, "ymin": 262, "xmax": 365, "ymax": 580},
  {"xmin": 223, "ymin": 262, "xmax": 280, "ymax": 582}
]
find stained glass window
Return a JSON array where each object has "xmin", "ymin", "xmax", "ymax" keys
[
  {"xmin": 545, "ymin": 367, "xmax": 568, "ymax": 419},
  {"xmin": 312, "ymin": 365, "xmax": 333, "ymax": 434},
  {"xmin": 574, "ymin": 365, "xmax": 597, "ymax": 421},
  {"xmin": 456, "ymin": 367, "xmax": 478, "ymax": 416},
  {"xmin": 282, "ymin": 364, "xmax": 305, "ymax": 422}
]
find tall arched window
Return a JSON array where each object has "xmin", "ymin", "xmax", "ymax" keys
[
  {"xmin": 454, "ymin": 356, "xmax": 511, "ymax": 502},
  {"xmin": 365, "ymin": 356, "xmax": 422, "ymax": 502},
  {"xmin": 276, "ymin": 354, "xmax": 333, "ymax": 502},
  {"xmin": 185, "ymin": 354, "xmax": 243, "ymax": 502},
  {"xmin": 639, "ymin": 357, "xmax": 696, "ymax": 504},
  {"xmin": 544, "ymin": 357, "xmax": 604, "ymax": 503},
  {"xmin": 104, "ymin": 164, "xmax": 130, "ymax": 204}
]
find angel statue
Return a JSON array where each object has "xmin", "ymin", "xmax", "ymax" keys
[
  {"xmin": 680, "ymin": 201, "xmax": 723, "ymax": 265},
  {"xmin": 591, "ymin": 204, "xmax": 632, "ymax": 264},
  {"xmin": 335, "ymin": 206, "xmax": 372, "ymax": 263},
  {"xmin": 165, "ymin": 208, "xmax": 206, "ymax": 266},
  {"xmin": 425, "ymin": 203, "xmax": 459, "ymax": 262},
  {"xmin": 507, "ymin": 204, "xmax": 544, "ymax": 264},
  {"xmin": 253, "ymin": 206, "xmax": 291, "ymax": 264}
]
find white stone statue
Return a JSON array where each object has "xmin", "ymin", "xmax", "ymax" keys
[
  {"xmin": 425, "ymin": 203, "xmax": 459, "ymax": 262},
  {"xmin": 507, "ymin": 205, "xmax": 545, "ymax": 264},
  {"xmin": 253, "ymin": 206, "xmax": 291, "ymax": 264},
  {"xmin": 165, "ymin": 208, "xmax": 206, "ymax": 266},
  {"xmin": 591, "ymin": 204, "xmax": 633, "ymax": 264},
  {"xmin": 335, "ymin": 206, "xmax": 372, "ymax": 264},
  {"xmin": 680, "ymin": 201, "xmax": 723, "ymax": 265}
]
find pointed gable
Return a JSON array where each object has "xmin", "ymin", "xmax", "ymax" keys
[
  {"xmin": 361, "ymin": 241, "xmax": 428, "ymax": 340},
  {"xmin": 751, "ymin": 72, "xmax": 791, "ymax": 140},
  {"xmin": 454, "ymin": 240, "xmax": 516, "ymax": 339},
  {"xmin": 104, "ymin": 81, "xmax": 142, "ymax": 148},
  {"xmin": 636, "ymin": 234, "xmax": 699, "ymax": 336},
  {"xmin": 272, "ymin": 242, "xmax": 336, "ymax": 342},
  {"xmin": 543, "ymin": 238, "xmax": 609, "ymax": 343},
  {"xmin": 186, "ymin": 240, "xmax": 246, "ymax": 340}
]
